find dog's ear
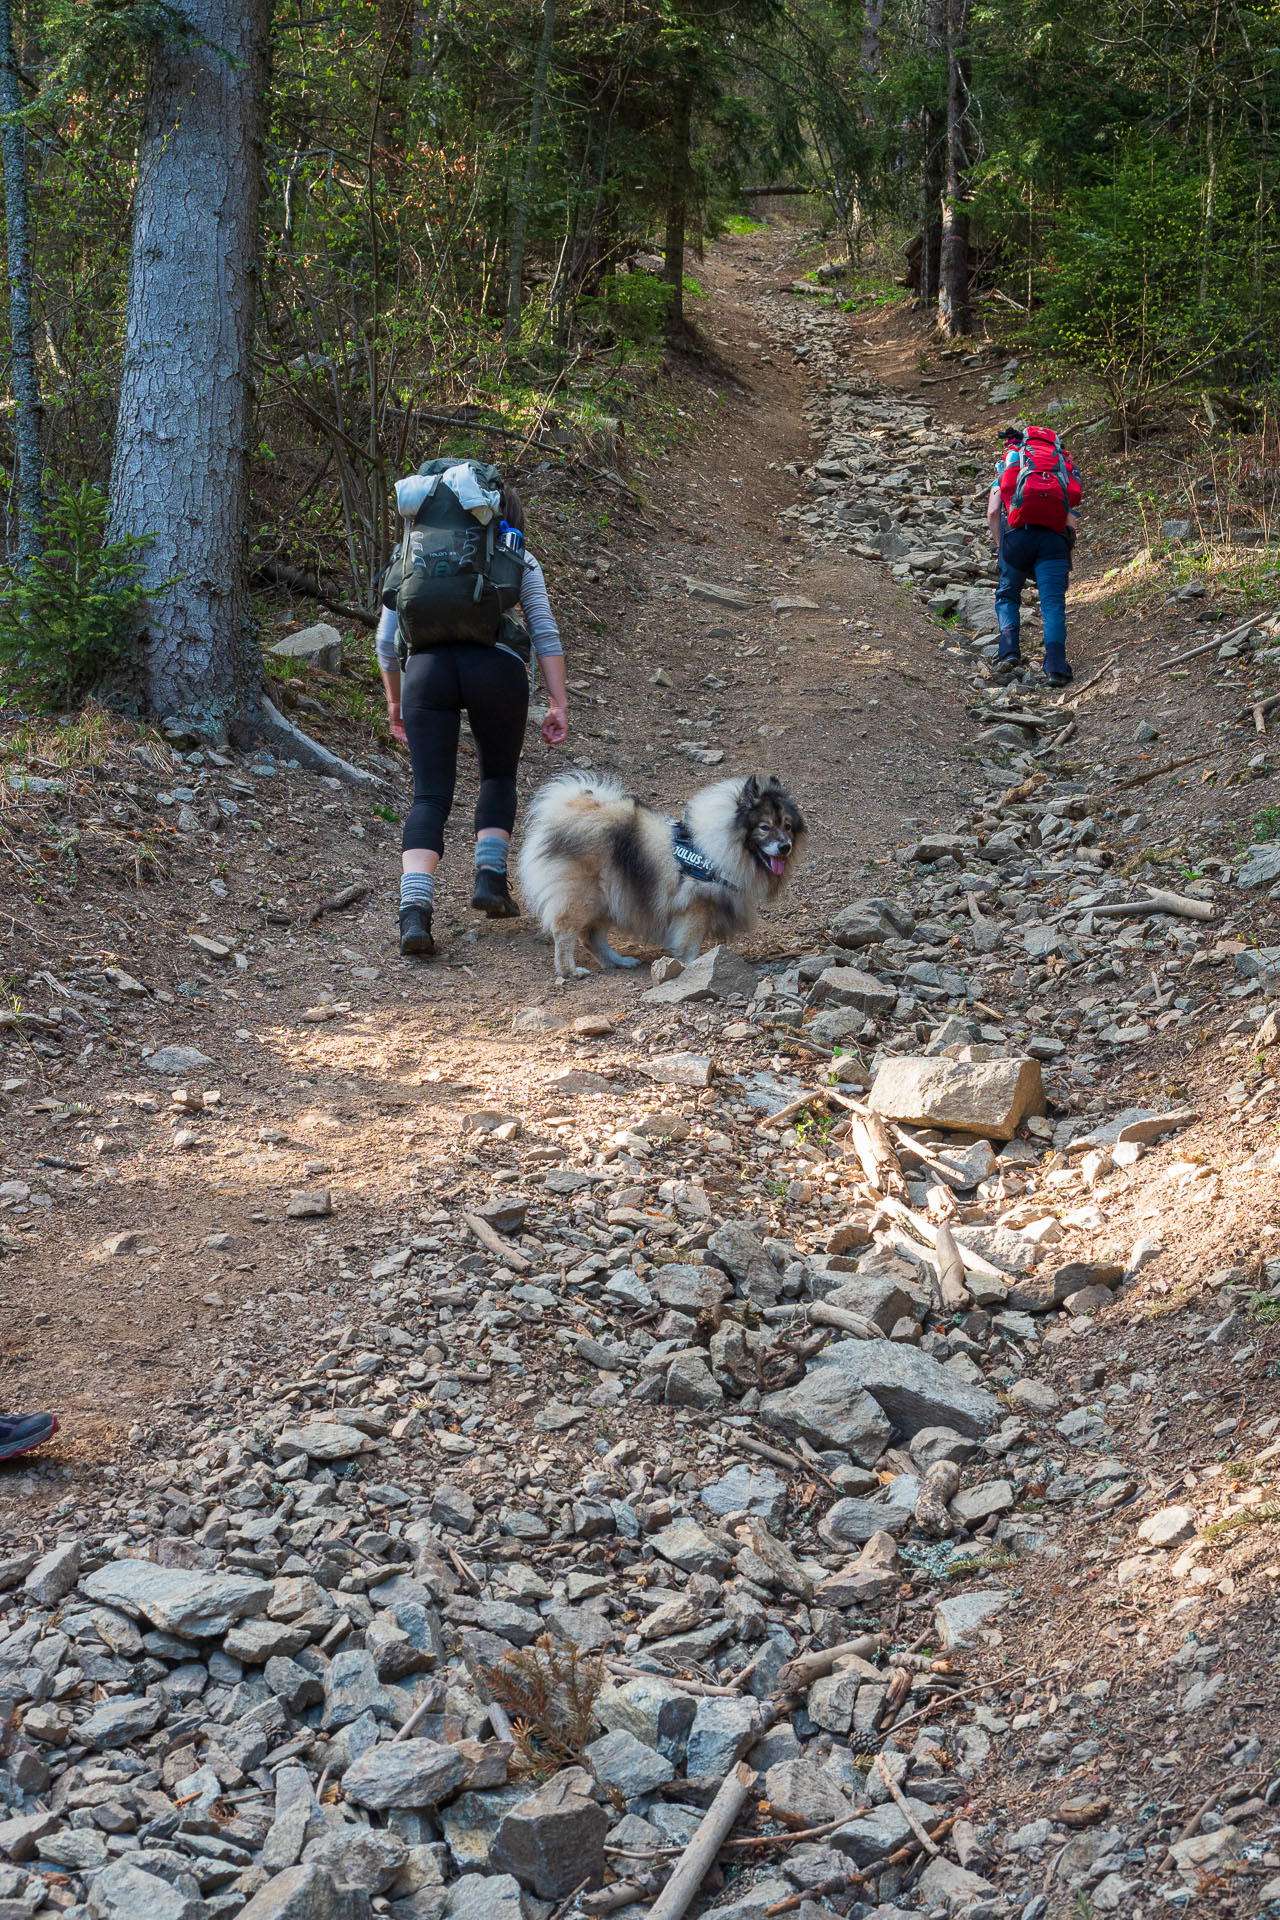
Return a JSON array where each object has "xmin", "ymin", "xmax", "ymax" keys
[{"xmin": 741, "ymin": 775, "xmax": 760, "ymax": 801}]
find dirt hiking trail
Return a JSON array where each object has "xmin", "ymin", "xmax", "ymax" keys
[{"xmin": 3, "ymin": 226, "xmax": 1280, "ymax": 1920}]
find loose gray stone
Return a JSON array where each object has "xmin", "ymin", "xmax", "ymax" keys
[
  {"xmin": 649, "ymin": 1518, "xmax": 732, "ymax": 1575},
  {"xmin": 80, "ymin": 1694, "xmax": 165, "ymax": 1748},
  {"xmin": 1238, "ymin": 845, "xmax": 1280, "ymax": 890},
  {"xmin": 810, "ymin": 1340, "xmax": 999, "ymax": 1438},
  {"xmin": 490, "ymin": 1767, "xmax": 608, "ymax": 1899},
  {"xmin": 584, "ymin": 1728, "xmax": 675, "ymax": 1797},
  {"xmin": 23, "ymin": 1540, "xmax": 82, "ymax": 1605},
  {"xmin": 764, "ymin": 1758, "xmax": 857, "ymax": 1828},
  {"xmin": 277, "ymin": 1422, "xmax": 369, "ymax": 1463},
  {"xmin": 303, "ymin": 1826, "xmax": 408, "ymax": 1894},
  {"xmin": 443, "ymin": 1876, "xmax": 530, "ymax": 1920},
  {"xmin": 706, "ymin": 1221, "xmax": 782, "ymax": 1304},
  {"xmin": 819, "ymin": 1496, "xmax": 913, "ymax": 1545},
  {"xmin": 80, "ymin": 1561, "xmax": 272, "ymax": 1638},
  {"xmin": 238, "ymin": 1863, "xmax": 372, "ymax": 1920},
  {"xmin": 644, "ymin": 945, "xmax": 756, "ymax": 1004},
  {"xmin": 665, "ymin": 1352, "xmax": 724, "ymax": 1409},
  {"xmin": 594, "ymin": 1676, "xmax": 696, "ymax": 1763},
  {"xmin": 832, "ymin": 1797, "xmax": 943, "ymax": 1866},
  {"xmin": 270, "ymin": 621, "xmax": 343, "ymax": 673},
  {"xmin": 323, "ymin": 1650, "xmax": 396, "ymax": 1730},
  {"xmin": 701, "ymin": 1464, "xmax": 787, "ymax": 1528},
  {"xmin": 686, "ymin": 1696, "xmax": 764, "ymax": 1774},
  {"xmin": 868, "ymin": 1055, "xmax": 1045, "ymax": 1142},
  {"xmin": 760, "ymin": 1368, "xmax": 892, "ymax": 1466},
  {"xmin": 653, "ymin": 1264, "xmax": 730, "ymax": 1312},
  {"xmin": 933, "ymin": 1589, "xmax": 1010, "ymax": 1649},
  {"xmin": 144, "ymin": 1045, "xmax": 215, "ymax": 1074},
  {"xmin": 811, "ymin": 966, "xmax": 897, "ymax": 1016},
  {"xmin": 87, "ymin": 1861, "xmax": 206, "ymax": 1920},
  {"xmin": 341, "ymin": 1738, "xmax": 467, "ymax": 1810},
  {"xmin": 1137, "ymin": 1505, "xmax": 1196, "ymax": 1548}
]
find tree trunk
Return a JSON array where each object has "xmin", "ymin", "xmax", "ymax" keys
[
  {"xmin": 504, "ymin": 0, "xmax": 557, "ymax": 345},
  {"xmin": 920, "ymin": 0, "xmax": 946, "ymax": 306},
  {"xmin": 860, "ymin": 0, "xmax": 885, "ymax": 92},
  {"xmin": 937, "ymin": 0, "xmax": 971, "ymax": 339},
  {"xmin": 663, "ymin": 79, "xmax": 693, "ymax": 338},
  {"xmin": 108, "ymin": 0, "xmax": 270, "ymax": 733},
  {"xmin": 0, "ymin": 0, "xmax": 43, "ymax": 563}
]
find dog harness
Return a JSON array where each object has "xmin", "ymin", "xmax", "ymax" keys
[{"xmin": 673, "ymin": 828, "xmax": 731, "ymax": 887}]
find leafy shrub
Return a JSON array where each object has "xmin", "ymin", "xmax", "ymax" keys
[
  {"xmin": 0, "ymin": 482, "xmax": 154, "ymax": 711},
  {"xmin": 580, "ymin": 270, "xmax": 672, "ymax": 347}
]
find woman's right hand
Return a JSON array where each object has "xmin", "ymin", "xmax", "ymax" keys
[
  {"xmin": 387, "ymin": 702, "xmax": 407, "ymax": 745},
  {"xmin": 541, "ymin": 702, "xmax": 568, "ymax": 747}
]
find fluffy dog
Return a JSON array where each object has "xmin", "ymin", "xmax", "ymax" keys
[{"xmin": 517, "ymin": 771, "xmax": 805, "ymax": 979}]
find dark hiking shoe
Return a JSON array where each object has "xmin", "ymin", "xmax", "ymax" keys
[
  {"xmin": 1045, "ymin": 667, "xmax": 1075, "ymax": 688},
  {"xmin": 0, "ymin": 1412, "xmax": 58, "ymax": 1463},
  {"xmin": 991, "ymin": 653, "xmax": 1022, "ymax": 685},
  {"xmin": 399, "ymin": 906, "xmax": 436, "ymax": 957},
  {"xmin": 471, "ymin": 869, "xmax": 520, "ymax": 918}
]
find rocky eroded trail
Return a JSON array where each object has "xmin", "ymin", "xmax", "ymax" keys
[{"xmin": 4, "ymin": 233, "xmax": 1280, "ymax": 1920}]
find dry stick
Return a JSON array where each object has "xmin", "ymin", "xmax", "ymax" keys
[
  {"xmin": 876, "ymin": 1194, "xmax": 1006, "ymax": 1281},
  {"xmin": 646, "ymin": 1761, "xmax": 758, "ymax": 1920},
  {"xmin": 463, "ymin": 1210, "xmax": 532, "ymax": 1273},
  {"xmin": 1063, "ymin": 325, "xmax": 1264, "ymax": 436},
  {"xmin": 762, "ymin": 1816, "xmax": 958, "ymax": 1915},
  {"xmin": 1253, "ymin": 692, "xmax": 1280, "ymax": 735},
  {"xmin": 932, "ymin": 1219, "xmax": 972, "ymax": 1312},
  {"xmin": 808, "ymin": 1300, "xmax": 886, "ymax": 1342},
  {"xmin": 1078, "ymin": 886, "xmax": 1214, "ymax": 922},
  {"xmin": 1109, "ymin": 749, "xmax": 1211, "ymax": 792},
  {"xmin": 1163, "ymin": 614, "xmax": 1265, "ymax": 669},
  {"xmin": 875, "ymin": 1752, "xmax": 940, "ymax": 1855},
  {"xmin": 393, "ymin": 1692, "xmax": 440, "ymax": 1743},
  {"xmin": 602, "ymin": 1659, "xmax": 745, "ymax": 1700},
  {"xmin": 846, "ymin": 1109, "xmax": 908, "ymax": 1197},
  {"xmin": 886, "ymin": 1665, "xmax": 1032, "ymax": 1740},
  {"xmin": 775, "ymin": 1635, "xmax": 885, "ymax": 1693},
  {"xmin": 546, "ymin": 1880, "xmax": 592, "ymax": 1920},
  {"xmin": 1056, "ymin": 657, "xmax": 1113, "ymax": 707}
]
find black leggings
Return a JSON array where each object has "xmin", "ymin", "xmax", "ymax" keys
[{"xmin": 400, "ymin": 644, "xmax": 530, "ymax": 856}]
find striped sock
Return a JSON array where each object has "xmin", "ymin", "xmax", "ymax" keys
[
  {"xmin": 474, "ymin": 834, "xmax": 508, "ymax": 875},
  {"xmin": 400, "ymin": 871, "xmax": 436, "ymax": 911}
]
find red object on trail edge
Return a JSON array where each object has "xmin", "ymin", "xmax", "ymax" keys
[{"xmin": 999, "ymin": 425, "xmax": 1083, "ymax": 534}]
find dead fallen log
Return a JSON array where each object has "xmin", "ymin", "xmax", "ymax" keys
[
  {"xmin": 254, "ymin": 560, "xmax": 378, "ymax": 629},
  {"xmin": 307, "ymin": 882, "xmax": 370, "ymax": 924},
  {"xmin": 646, "ymin": 1761, "xmax": 757, "ymax": 1920}
]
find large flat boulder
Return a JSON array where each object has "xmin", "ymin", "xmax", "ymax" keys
[
  {"xmin": 759, "ymin": 1369, "xmax": 891, "ymax": 1466},
  {"xmin": 80, "ymin": 1561, "xmax": 271, "ymax": 1639},
  {"xmin": 868, "ymin": 1054, "xmax": 1044, "ymax": 1142},
  {"xmin": 809, "ymin": 1341, "xmax": 999, "ymax": 1439}
]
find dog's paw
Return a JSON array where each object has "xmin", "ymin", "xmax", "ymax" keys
[
  {"xmin": 555, "ymin": 966, "xmax": 590, "ymax": 982},
  {"xmin": 608, "ymin": 953, "xmax": 641, "ymax": 969}
]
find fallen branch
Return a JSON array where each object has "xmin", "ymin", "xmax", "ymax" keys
[
  {"xmin": 877, "ymin": 1194, "xmax": 1007, "ymax": 1281},
  {"xmin": 646, "ymin": 1760, "xmax": 757, "ymax": 1920},
  {"xmin": 1081, "ymin": 886, "xmax": 1214, "ymax": 922},
  {"xmin": 875, "ymin": 1751, "xmax": 939, "ymax": 1855},
  {"xmin": 1108, "ymin": 749, "xmax": 1211, "ymax": 792},
  {"xmin": 808, "ymin": 1300, "xmax": 887, "ymax": 1342},
  {"xmin": 1163, "ymin": 614, "xmax": 1265, "ymax": 670},
  {"xmin": 259, "ymin": 696, "xmax": 387, "ymax": 789},
  {"xmin": 1056, "ymin": 659, "xmax": 1113, "ymax": 707},
  {"xmin": 763, "ymin": 1815, "xmax": 958, "ymax": 1913},
  {"xmin": 776, "ymin": 1635, "xmax": 885, "ymax": 1694},
  {"xmin": 846, "ymin": 1108, "xmax": 908, "ymax": 1197},
  {"xmin": 253, "ymin": 559, "xmax": 378, "ymax": 629},
  {"xmin": 931, "ymin": 1220, "xmax": 972, "ymax": 1312},
  {"xmin": 463, "ymin": 1210, "xmax": 532, "ymax": 1272},
  {"xmin": 307, "ymin": 882, "xmax": 371, "ymax": 924},
  {"xmin": 1253, "ymin": 692, "xmax": 1280, "ymax": 735}
]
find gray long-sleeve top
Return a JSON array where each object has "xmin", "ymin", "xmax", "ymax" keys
[{"xmin": 376, "ymin": 553, "xmax": 561, "ymax": 671}]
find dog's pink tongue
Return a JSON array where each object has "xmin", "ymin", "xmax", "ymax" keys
[{"xmin": 768, "ymin": 853, "xmax": 787, "ymax": 876}]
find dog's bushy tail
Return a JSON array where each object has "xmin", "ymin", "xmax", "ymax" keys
[{"xmin": 517, "ymin": 770, "xmax": 634, "ymax": 934}]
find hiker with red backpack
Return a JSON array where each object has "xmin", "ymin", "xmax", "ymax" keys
[{"xmin": 987, "ymin": 424, "xmax": 1083, "ymax": 687}]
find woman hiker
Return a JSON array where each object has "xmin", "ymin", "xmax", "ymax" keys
[
  {"xmin": 987, "ymin": 423, "xmax": 1082, "ymax": 688},
  {"xmin": 376, "ymin": 462, "xmax": 568, "ymax": 958}
]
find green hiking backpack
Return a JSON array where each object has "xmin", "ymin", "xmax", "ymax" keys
[{"xmin": 382, "ymin": 458, "xmax": 525, "ymax": 660}]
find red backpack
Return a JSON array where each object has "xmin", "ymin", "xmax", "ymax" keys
[{"xmin": 999, "ymin": 427, "xmax": 1082, "ymax": 534}]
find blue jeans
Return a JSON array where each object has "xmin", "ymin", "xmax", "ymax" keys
[{"xmin": 995, "ymin": 526, "xmax": 1070, "ymax": 673}]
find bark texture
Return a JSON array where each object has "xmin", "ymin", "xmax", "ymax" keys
[
  {"xmin": 108, "ymin": 0, "xmax": 270, "ymax": 730},
  {"xmin": 504, "ymin": 0, "xmax": 557, "ymax": 343},
  {"xmin": 919, "ymin": 0, "xmax": 946, "ymax": 307},
  {"xmin": 0, "ymin": 0, "xmax": 43, "ymax": 561},
  {"xmin": 937, "ymin": 0, "xmax": 971, "ymax": 338},
  {"xmin": 663, "ymin": 80, "xmax": 693, "ymax": 337}
]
